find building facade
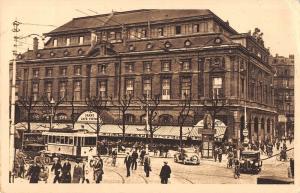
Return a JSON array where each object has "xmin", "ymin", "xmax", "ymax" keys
[
  {"xmin": 270, "ymin": 54, "xmax": 294, "ymax": 138},
  {"xmin": 14, "ymin": 9, "xmax": 277, "ymax": 143}
]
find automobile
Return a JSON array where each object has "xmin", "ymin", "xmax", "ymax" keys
[
  {"xmin": 174, "ymin": 148, "xmax": 200, "ymax": 165},
  {"xmin": 239, "ymin": 151, "xmax": 262, "ymax": 174}
]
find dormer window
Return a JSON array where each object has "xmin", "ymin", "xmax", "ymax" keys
[
  {"xmin": 79, "ymin": 36, "xmax": 84, "ymax": 45},
  {"xmin": 53, "ymin": 39, "xmax": 57, "ymax": 47},
  {"xmin": 175, "ymin": 25, "xmax": 182, "ymax": 35},
  {"xmin": 193, "ymin": 24, "xmax": 200, "ymax": 33},
  {"xmin": 74, "ymin": 65, "xmax": 82, "ymax": 75},
  {"xmin": 158, "ymin": 27, "xmax": 164, "ymax": 37},
  {"xmin": 66, "ymin": 38, "xmax": 70, "ymax": 46}
]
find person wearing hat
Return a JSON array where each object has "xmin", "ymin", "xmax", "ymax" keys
[
  {"xmin": 144, "ymin": 153, "xmax": 151, "ymax": 177},
  {"xmin": 159, "ymin": 161, "xmax": 171, "ymax": 184},
  {"xmin": 72, "ymin": 160, "xmax": 83, "ymax": 183},
  {"xmin": 27, "ymin": 160, "xmax": 41, "ymax": 183},
  {"xmin": 93, "ymin": 156, "xmax": 104, "ymax": 183},
  {"xmin": 51, "ymin": 157, "xmax": 62, "ymax": 183},
  {"xmin": 124, "ymin": 152, "xmax": 132, "ymax": 177},
  {"xmin": 61, "ymin": 158, "xmax": 72, "ymax": 183}
]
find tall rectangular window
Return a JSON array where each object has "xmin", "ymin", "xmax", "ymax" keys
[
  {"xmin": 98, "ymin": 64, "xmax": 107, "ymax": 74},
  {"xmin": 162, "ymin": 78, "xmax": 171, "ymax": 100},
  {"xmin": 193, "ymin": 24, "xmax": 200, "ymax": 33},
  {"xmin": 143, "ymin": 78, "xmax": 151, "ymax": 99},
  {"xmin": 109, "ymin": 31, "xmax": 116, "ymax": 40},
  {"xmin": 33, "ymin": 68, "xmax": 39, "ymax": 78},
  {"xmin": 53, "ymin": 39, "xmax": 57, "ymax": 47},
  {"xmin": 60, "ymin": 67, "xmax": 67, "ymax": 76},
  {"xmin": 143, "ymin": 61, "xmax": 152, "ymax": 72},
  {"xmin": 241, "ymin": 78, "xmax": 245, "ymax": 95},
  {"xmin": 181, "ymin": 60, "xmax": 191, "ymax": 71},
  {"xmin": 125, "ymin": 63, "xmax": 134, "ymax": 73},
  {"xmin": 200, "ymin": 22, "xmax": 208, "ymax": 32},
  {"xmin": 175, "ymin": 25, "xmax": 182, "ymax": 35},
  {"xmin": 161, "ymin": 60, "xmax": 171, "ymax": 72},
  {"xmin": 74, "ymin": 65, "xmax": 82, "ymax": 75},
  {"xmin": 212, "ymin": 77, "xmax": 223, "ymax": 98},
  {"xmin": 98, "ymin": 80, "xmax": 107, "ymax": 98},
  {"xmin": 45, "ymin": 82, "xmax": 52, "ymax": 100},
  {"xmin": 125, "ymin": 79, "xmax": 134, "ymax": 96},
  {"xmin": 32, "ymin": 82, "xmax": 39, "ymax": 101},
  {"xmin": 45, "ymin": 68, "xmax": 53, "ymax": 77},
  {"xmin": 158, "ymin": 27, "xmax": 164, "ymax": 37},
  {"xmin": 59, "ymin": 82, "xmax": 66, "ymax": 99},
  {"xmin": 74, "ymin": 81, "xmax": 81, "ymax": 101},
  {"xmin": 66, "ymin": 38, "xmax": 70, "ymax": 46},
  {"xmin": 79, "ymin": 36, "xmax": 84, "ymax": 45},
  {"xmin": 181, "ymin": 77, "xmax": 191, "ymax": 99}
]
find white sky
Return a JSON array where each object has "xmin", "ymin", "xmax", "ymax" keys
[{"xmin": 1, "ymin": 0, "xmax": 299, "ymax": 58}]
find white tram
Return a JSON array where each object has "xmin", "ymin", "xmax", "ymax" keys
[{"xmin": 42, "ymin": 131, "xmax": 98, "ymax": 157}]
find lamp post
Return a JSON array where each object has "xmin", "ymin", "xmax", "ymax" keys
[{"xmin": 49, "ymin": 98, "xmax": 55, "ymax": 130}]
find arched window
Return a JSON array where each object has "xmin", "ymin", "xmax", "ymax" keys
[{"xmin": 159, "ymin": 114, "xmax": 173, "ymax": 125}]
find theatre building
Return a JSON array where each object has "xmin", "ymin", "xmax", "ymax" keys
[{"xmin": 13, "ymin": 9, "xmax": 277, "ymax": 144}]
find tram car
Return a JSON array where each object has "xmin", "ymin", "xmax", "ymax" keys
[{"xmin": 42, "ymin": 131, "xmax": 98, "ymax": 157}]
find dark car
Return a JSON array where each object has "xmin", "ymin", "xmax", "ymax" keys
[
  {"xmin": 239, "ymin": 151, "xmax": 262, "ymax": 174},
  {"xmin": 257, "ymin": 176, "xmax": 294, "ymax": 184}
]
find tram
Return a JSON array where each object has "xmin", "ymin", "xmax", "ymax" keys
[{"xmin": 42, "ymin": 131, "xmax": 98, "ymax": 157}]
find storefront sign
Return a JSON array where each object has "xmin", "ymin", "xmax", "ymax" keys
[{"xmin": 77, "ymin": 111, "xmax": 102, "ymax": 124}]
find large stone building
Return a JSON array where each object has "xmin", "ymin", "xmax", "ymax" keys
[
  {"xmin": 270, "ymin": 54, "xmax": 294, "ymax": 138},
  {"xmin": 14, "ymin": 9, "xmax": 277, "ymax": 143}
]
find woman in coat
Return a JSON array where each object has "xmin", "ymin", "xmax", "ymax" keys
[{"xmin": 72, "ymin": 160, "xmax": 83, "ymax": 183}]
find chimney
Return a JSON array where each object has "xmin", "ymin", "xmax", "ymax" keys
[
  {"xmin": 289, "ymin": 54, "xmax": 294, "ymax": 59},
  {"xmin": 33, "ymin": 37, "xmax": 39, "ymax": 52},
  {"xmin": 275, "ymin": 53, "xmax": 278, "ymax": 57}
]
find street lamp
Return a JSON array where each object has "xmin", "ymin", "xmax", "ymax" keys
[{"xmin": 49, "ymin": 98, "xmax": 55, "ymax": 130}]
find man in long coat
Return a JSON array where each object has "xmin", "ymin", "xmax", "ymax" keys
[
  {"xmin": 72, "ymin": 160, "xmax": 83, "ymax": 183},
  {"xmin": 159, "ymin": 161, "xmax": 171, "ymax": 184},
  {"xmin": 61, "ymin": 158, "xmax": 72, "ymax": 183},
  {"xmin": 27, "ymin": 161, "xmax": 41, "ymax": 183},
  {"xmin": 93, "ymin": 156, "xmax": 104, "ymax": 183},
  {"xmin": 124, "ymin": 152, "xmax": 132, "ymax": 177}
]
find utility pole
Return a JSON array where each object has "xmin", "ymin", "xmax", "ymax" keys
[{"xmin": 9, "ymin": 19, "xmax": 20, "ymax": 183}]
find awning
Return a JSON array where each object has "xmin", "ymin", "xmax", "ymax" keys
[
  {"xmin": 194, "ymin": 119, "xmax": 227, "ymax": 139},
  {"xmin": 15, "ymin": 122, "xmax": 70, "ymax": 131}
]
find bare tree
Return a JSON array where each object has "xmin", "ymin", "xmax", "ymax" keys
[
  {"xmin": 41, "ymin": 95, "xmax": 65, "ymax": 130},
  {"xmin": 201, "ymin": 95, "xmax": 227, "ymax": 131},
  {"xmin": 139, "ymin": 94, "xmax": 161, "ymax": 146},
  {"xmin": 85, "ymin": 95, "xmax": 108, "ymax": 155},
  {"xmin": 178, "ymin": 93, "xmax": 192, "ymax": 149},
  {"xmin": 70, "ymin": 94, "xmax": 76, "ymax": 129},
  {"xmin": 17, "ymin": 95, "xmax": 38, "ymax": 132},
  {"xmin": 110, "ymin": 94, "xmax": 134, "ymax": 143}
]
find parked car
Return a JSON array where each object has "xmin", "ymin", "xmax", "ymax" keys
[
  {"xmin": 239, "ymin": 151, "xmax": 262, "ymax": 174},
  {"xmin": 257, "ymin": 176, "xmax": 294, "ymax": 184},
  {"xmin": 174, "ymin": 148, "xmax": 200, "ymax": 165}
]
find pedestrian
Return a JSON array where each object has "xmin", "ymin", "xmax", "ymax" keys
[
  {"xmin": 131, "ymin": 150, "xmax": 138, "ymax": 170},
  {"xmin": 159, "ymin": 161, "xmax": 171, "ymax": 184},
  {"xmin": 233, "ymin": 158, "xmax": 240, "ymax": 179},
  {"xmin": 93, "ymin": 156, "xmax": 104, "ymax": 183},
  {"xmin": 51, "ymin": 157, "xmax": 62, "ymax": 183},
  {"xmin": 144, "ymin": 153, "xmax": 151, "ymax": 177},
  {"xmin": 82, "ymin": 158, "xmax": 92, "ymax": 183},
  {"xmin": 39, "ymin": 165, "xmax": 49, "ymax": 183},
  {"xmin": 218, "ymin": 148, "xmax": 223, "ymax": 163},
  {"xmin": 140, "ymin": 148, "xmax": 146, "ymax": 165},
  {"xmin": 61, "ymin": 158, "xmax": 72, "ymax": 183},
  {"xmin": 18, "ymin": 156, "xmax": 25, "ymax": 178},
  {"xmin": 27, "ymin": 161, "xmax": 41, "ymax": 183},
  {"xmin": 214, "ymin": 147, "xmax": 218, "ymax": 162},
  {"xmin": 72, "ymin": 160, "xmax": 83, "ymax": 183},
  {"xmin": 111, "ymin": 149, "xmax": 117, "ymax": 167},
  {"xmin": 124, "ymin": 152, "xmax": 132, "ymax": 177}
]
